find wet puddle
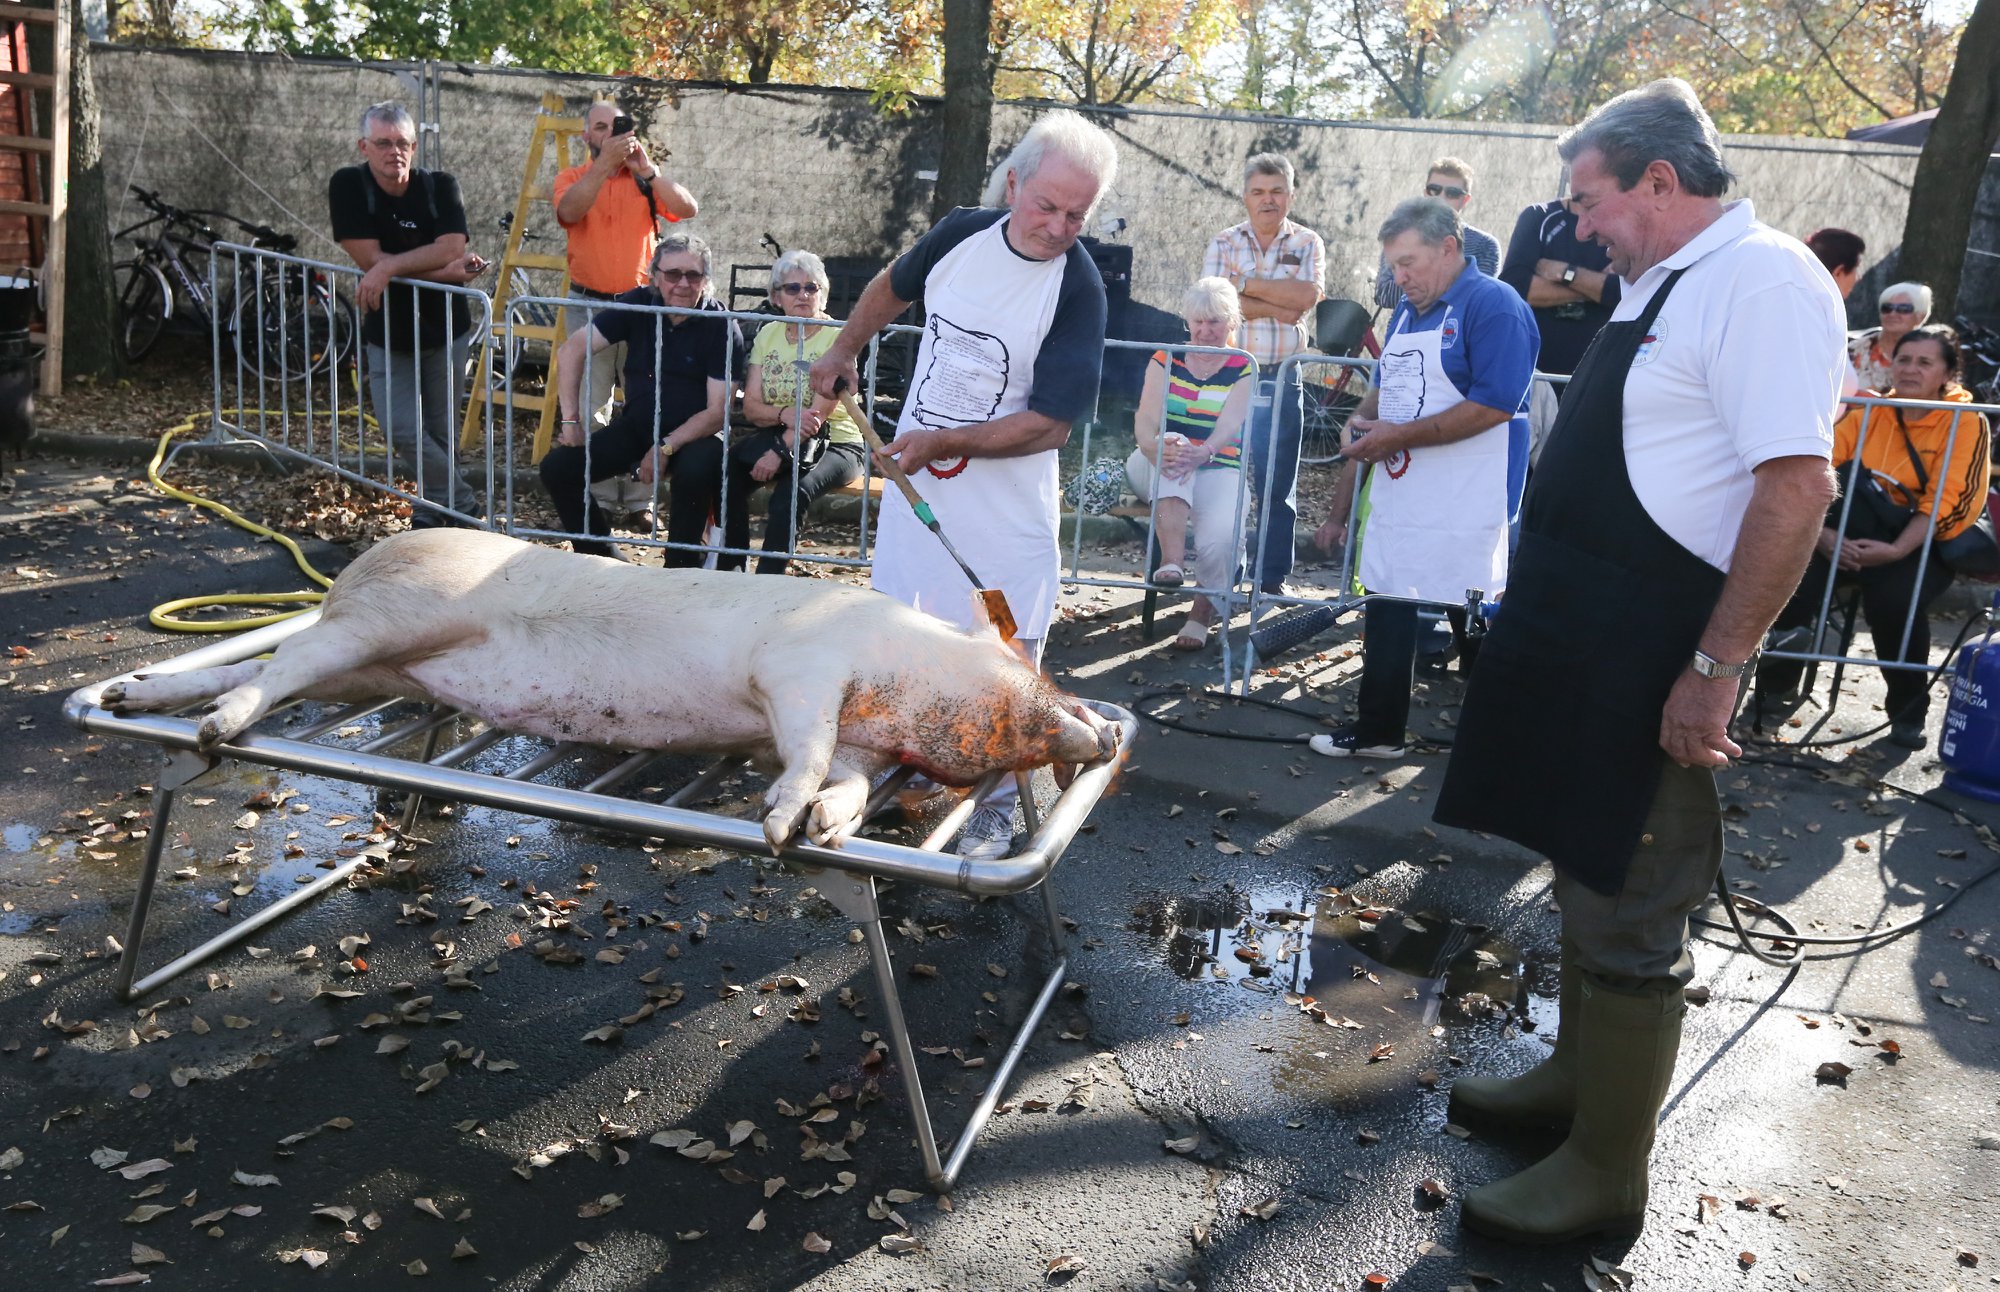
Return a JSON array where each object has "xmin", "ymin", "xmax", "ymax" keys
[{"xmin": 1135, "ymin": 884, "xmax": 1528, "ymax": 1026}]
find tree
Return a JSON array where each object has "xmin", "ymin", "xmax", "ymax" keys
[
  {"xmin": 935, "ymin": 0, "xmax": 997, "ymax": 218},
  {"xmin": 997, "ymin": 0, "xmax": 1238, "ymax": 105},
  {"xmin": 225, "ymin": 0, "xmax": 633, "ymax": 71},
  {"xmin": 1897, "ymin": 0, "xmax": 2000, "ymax": 319},
  {"xmin": 620, "ymin": 0, "xmax": 890, "ymax": 83},
  {"xmin": 64, "ymin": 0, "xmax": 123, "ymax": 379}
]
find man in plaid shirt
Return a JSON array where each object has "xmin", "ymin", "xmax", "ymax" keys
[{"xmin": 1202, "ymin": 154, "xmax": 1326, "ymax": 594}]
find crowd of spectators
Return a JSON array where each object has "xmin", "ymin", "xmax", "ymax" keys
[{"xmin": 323, "ymin": 96, "xmax": 1987, "ymax": 686}]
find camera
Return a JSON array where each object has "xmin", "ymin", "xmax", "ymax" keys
[{"xmin": 611, "ymin": 114, "xmax": 634, "ymax": 137}]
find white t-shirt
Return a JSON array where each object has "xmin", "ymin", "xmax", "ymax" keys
[{"xmin": 1618, "ymin": 201, "xmax": 1846, "ymax": 571}]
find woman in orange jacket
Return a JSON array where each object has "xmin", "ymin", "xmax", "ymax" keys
[{"xmin": 1762, "ymin": 326, "xmax": 1991, "ymax": 747}]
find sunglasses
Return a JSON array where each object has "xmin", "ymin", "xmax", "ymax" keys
[
  {"xmin": 777, "ymin": 283, "xmax": 821, "ymax": 296},
  {"xmin": 654, "ymin": 267, "xmax": 706, "ymax": 283},
  {"xmin": 1425, "ymin": 183, "xmax": 1468, "ymax": 200},
  {"xmin": 1880, "ymin": 302, "xmax": 1917, "ymax": 314},
  {"xmin": 368, "ymin": 138, "xmax": 415, "ymax": 154}
]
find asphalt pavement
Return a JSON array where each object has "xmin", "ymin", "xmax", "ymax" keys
[{"xmin": 3, "ymin": 452, "xmax": 1998, "ymax": 1291}]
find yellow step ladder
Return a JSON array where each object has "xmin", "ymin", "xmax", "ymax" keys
[{"xmin": 461, "ymin": 93, "xmax": 584, "ymax": 461}]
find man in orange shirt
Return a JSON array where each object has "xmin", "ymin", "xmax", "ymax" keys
[{"xmin": 554, "ymin": 101, "xmax": 699, "ymax": 525}]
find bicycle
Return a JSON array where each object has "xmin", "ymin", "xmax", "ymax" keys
[{"xmin": 116, "ymin": 186, "xmax": 356, "ymax": 383}]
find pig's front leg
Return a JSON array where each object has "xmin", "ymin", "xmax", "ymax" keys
[
  {"xmin": 805, "ymin": 745, "xmax": 895, "ymax": 847},
  {"xmin": 758, "ymin": 683, "xmax": 844, "ymax": 854}
]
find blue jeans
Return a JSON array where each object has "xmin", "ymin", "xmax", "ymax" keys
[{"xmin": 1245, "ymin": 372, "xmax": 1304, "ymax": 592}]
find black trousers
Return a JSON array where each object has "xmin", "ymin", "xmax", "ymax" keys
[
  {"xmin": 538, "ymin": 408, "xmax": 723, "ymax": 566},
  {"xmin": 1767, "ymin": 546, "xmax": 1953, "ymax": 720},
  {"xmin": 1356, "ymin": 599, "xmax": 1474, "ymax": 743},
  {"xmin": 719, "ymin": 435, "xmax": 865, "ymax": 574}
]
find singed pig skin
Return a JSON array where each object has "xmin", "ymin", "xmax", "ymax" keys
[{"xmin": 104, "ymin": 529, "xmax": 1119, "ymax": 849}]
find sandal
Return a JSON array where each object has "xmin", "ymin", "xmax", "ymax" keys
[
  {"xmin": 1151, "ymin": 563, "xmax": 1185, "ymax": 587},
  {"xmin": 1172, "ymin": 623, "xmax": 1209, "ymax": 651}
]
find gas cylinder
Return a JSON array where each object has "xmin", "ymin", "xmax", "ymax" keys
[{"xmin": 1940, "ymin": 599, "xmax": 2000, "ymax": 801}]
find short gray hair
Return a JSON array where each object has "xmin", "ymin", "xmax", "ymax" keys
[
  {"xmin": 359, "ymin": 101, "xmax": 414, "ymax": 140},
  {"xmin": 652, "ymin": 232, "xmax": 712, "ymax": 278},
  {"xmin": 1182, "ymin": 276, "xmax": 1242, "ymax": 328},
  {"xmin": 1243, "ymin": 153, "xmax": 1294, "ymax": 189},
  {"xmin": 1879, "ymin": 280, "xmax": 1933, "ymax": 323},
  {"xmin": 770, "ymin": 249, "xmax": 830, "ymax": 301},
  {"xmin": 1557, "ymin": 78, "xmax": 1736, "ymax": 200},
  {"xmin": 1377, "ymin": 197, "xmax": 1461, "ymax": 249},
  {"xmin": 981, "ymin": 110, "xmax": 1120, "ymax": 217}
]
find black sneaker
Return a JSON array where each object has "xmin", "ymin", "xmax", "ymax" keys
[
  {"xmin": 1308, "ymin": 726, "xmax": 1406, "ymax": 758},
  {"xmin": 1889, "ymin": 719, "xmax": 1926, "ymax": 750}
]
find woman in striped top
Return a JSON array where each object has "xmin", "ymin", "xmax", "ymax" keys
[{"xmin": 1126, "ymin": 277, "xmax": 1256, "ymax": 649}]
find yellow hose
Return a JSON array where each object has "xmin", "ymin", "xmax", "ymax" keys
[{"xmin": 144, "ymin": 415, "xmax": 336, "ymax": 633}]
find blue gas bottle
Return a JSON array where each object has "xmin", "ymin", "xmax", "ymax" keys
[{"xmin": 1941, "ymin": 594, "xmax": 2000, "ymax": 802}]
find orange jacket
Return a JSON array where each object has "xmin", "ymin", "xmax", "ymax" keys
[{"xmin": 1834, "ymin": 389, "xmax": 1990, "ymax": 541}]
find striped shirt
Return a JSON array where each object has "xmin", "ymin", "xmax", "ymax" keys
[
  {"xmin": 1201, "ymin": 218, "xmax": 1326, "ymax": 367},
  {"xmin": 1153, "ymin": 350, "xmax": 1253, "ymax": 468}
]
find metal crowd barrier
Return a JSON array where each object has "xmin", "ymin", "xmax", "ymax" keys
[
  {"xmin": 214, "ymin": 242, "xmax": 493, "ymax": 527},
  {"xmin": 65, "ymin": 612, "xmax": 1136, "ymax": 1192},
  {"xmin": 206, "ymin": 245, "xmax": 2000, "ymax": 704}
]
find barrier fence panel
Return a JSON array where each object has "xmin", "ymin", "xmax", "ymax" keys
[
  {"xmin": 212, "ymin": 242, "xmax": 492, "ymax": 528},
  {"xmin": 205, "ymin": 258, "xmax": 2000, "ymax": 709}
]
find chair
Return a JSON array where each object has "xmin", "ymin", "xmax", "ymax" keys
[{"xmin": 1314, "ymin": 298, "xmax": 1372, "ymax": 356}]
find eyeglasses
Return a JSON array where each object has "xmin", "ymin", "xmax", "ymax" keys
[
  {"xmin": 368, "ymin": 137, "xmax": 415, "ymax": 154},
  {"xmin": 653, "ymin": 268, "xmax": 707, "ymax": 283},
  {"xmin": 777, "ymin": 283, "xmax": 821, "ymax": 296},
  {"xmin": 1425, "ymin": 183, "xmax": 1469, "ymax": 200},
  {"xmin": 1880, "ymin": 302, "xmax": 1917, "ymax": 314}
]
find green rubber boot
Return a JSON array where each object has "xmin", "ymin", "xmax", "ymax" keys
[
  {"xmin": 1447, "ymin": 943, "xmax": 1580, "ymax": 1134},
  {"xmin": 1460, "ymin": 972, "xmax": 1685, "ymax": 1244}
]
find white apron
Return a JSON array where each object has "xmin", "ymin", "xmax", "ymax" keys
[
  {"xmin": 1356, "ymin": 308, "xmax": 1511, "ymax": 604},
  {"xmin": 872, "ymin": 216, "xmax": 1067, "ymax": 638}
]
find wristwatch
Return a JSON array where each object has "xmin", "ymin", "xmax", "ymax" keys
[
  {"xmin": 1560, "ymin": 264, "xmax": 1578, "ymax": 285},
  {"xmin": 1691, "ymin": 649, "xmax": 1757, "ymax": 679}
]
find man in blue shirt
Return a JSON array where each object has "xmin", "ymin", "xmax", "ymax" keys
[{"xmin": 1314, "ymin": 197, "xmax": 1539, "ymax": 758}]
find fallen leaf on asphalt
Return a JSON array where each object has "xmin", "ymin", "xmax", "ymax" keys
[
  {"xmin": 1975, "ymin": 1132, "xmax": 2000, "ymax": 1150},
  {"xmin": 880, "ymin": 1233, "xmax": 922, "ymax": 1254},
  {"xmin": 1814, "ymin": 1061, "xmax": 1852, "ymax": 1083},
  {"xmin": 129, "ymin": 1085, "xmax": 151, "ymax": 1100},
  {"xmin": 279, "ymin": 1248, "xmax": 328, "ymax": 1268},
  {"xmin": 1047, "ymin": 1253, "xmax": 1087, "ymax": 1276},
  {"xmin": 452, "ymin": 1238, "xmax": 477, "ymax": 1259},
  {"xmin": 405, "ymin": 1259, "xmax": 428, "ymax": 1275},
  {"xmin": 124, "ymin": 1205, "xmax": 176, "ymax": 1223},
  {"xmin": 746, "ymin": 1209, "xmax": 766, "ymax": 1231},
  {"xmin": 802, "ymin": 1232, "xmax": 832, "ymax": 1254},
  {"xmin": 1738, "ymin": 1251, "xmax": 1757, "ymax": 1268},
  {"xmin": 130, "ymin": 1243, "xmax": 171, "ymax": 1265},
  {"xmin": 413, "ymin": 1198, "xmax": 446, "ymax": 1220},
  {"xmin": 312, "ymin": 1206, "xmax": 357, "ymax": 1224},
  {"xmin": 581, "ymin": 1025, "xmax": 623, "ymax": 1044},
  {"xmin": 375, "ymin": 1035, "xmax": 410, "ymax": 1056},
  {"xmin": 1696, "ymin": 1194, "xmax": 1721, "ymax": 1224},
  {"xmin": 230, "ymin": 1171, "xmax": 279, "ymax": 1188},
  {"xmin": 1417, "ymin": 1178, "xmax": 1450, "ymax": 1203},
  {"xmin": 1163, "ymin": 1135, "xmax": 1198, "ymax": 1155},
  {"xmin": 89, "ymin": 1275, "xmax": 150, "ymax": 1287},
  {"xmin": 578, "ymin": 1194, "xmax": 624, "ymax": 1218},
  {"xmin": 727, "ymin": 1120, "xmax": 758, "ymax": 1147},
  {"xmin": 1240, "ymin": 1197, "xmax": 1281, "ymax": 1221}
]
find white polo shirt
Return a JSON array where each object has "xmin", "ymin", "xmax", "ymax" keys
[{"xmin": 1618, "ymin": 200, "xmax": 1846, "ymax": 571}]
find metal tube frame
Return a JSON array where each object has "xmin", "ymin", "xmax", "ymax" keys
[{"xmin": 67, "ymin": 616, "xmax": 1133, "ymax": 1191}]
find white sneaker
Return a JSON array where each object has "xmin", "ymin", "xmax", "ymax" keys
[{"xmin": 954, "ymin": 804, "xmax": 1017, "ymax": 861}]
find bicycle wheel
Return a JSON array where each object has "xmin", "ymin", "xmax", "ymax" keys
[
  {"xmin": 1297, "ymin": 382, "xmax": 1359, "ymax": 465},
  {"xmin": 117, "ymin": 259, "xmax": 172, "ymax": 363},
  {"xmin": 233, "ymin": 273, "xmax": 353, "ymax": 382}
]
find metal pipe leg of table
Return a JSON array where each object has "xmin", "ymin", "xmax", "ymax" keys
[
  {"xmin": 112, "ymin": 749, "xmax": 214, "ymax": 1001},
  {"xmin": 399, "ymin": 720, "xmax": 449, "ymax": 833},
  {"xmin": 846, "ymin": 878, "xmax": 947, "ymax": 1188},
  {"xmin": 938, "ymin": 949, "xmax": 1070, "ymax": 1191}
]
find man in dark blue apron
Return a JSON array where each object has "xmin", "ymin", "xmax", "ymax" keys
[{"xmin": 1432, "ymin": 79, "xmax": 1849, "ymax": 1244}]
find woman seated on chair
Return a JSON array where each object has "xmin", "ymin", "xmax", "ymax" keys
[
  {"xmin": 1761, "ymin": 326, "xmax": 1989, "ymax": 748},
  {"xmin": 1847, "ymin": 280, "xmax": 1931, "ymax": 392},
  {"xmin": 1126, "ymin": 277, "xmax": 1254, "ymax": 650},
  {"xmin": 720, "ymin": 250, "xmax": 865, "ymax": 574}
]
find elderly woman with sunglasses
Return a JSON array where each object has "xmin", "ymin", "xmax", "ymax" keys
[
  {"xmin": 1848, "ymin": 281, "xmax": 1932, "ymax": 392},
  {"xmin": 719, "ymin": 250, "xmax": 867, "ymax": 574}
]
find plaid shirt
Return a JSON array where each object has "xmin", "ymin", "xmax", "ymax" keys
[{"xmin": 1202, "ymin": 218, "xmax": 1326, "ymax": 368}]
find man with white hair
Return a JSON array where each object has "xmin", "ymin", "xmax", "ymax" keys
[
  {"xmin": 811, "ymin": 108, "xmax": 1115, "ymax": 860},
  {"xmin": 1433, "ymin": 79, "xmax": 1844, "ymax": 1245},
  {"xmin": 328, "ymin": 101, "xmax": 489, "ymax": 526}
]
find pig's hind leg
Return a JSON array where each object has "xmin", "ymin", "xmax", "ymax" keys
[
  {"xmin": 194, "ymin": 619, "xmax": 418, "ymax": 749},
  {"xmin": 756, "ymin": 680, "xmax": 854, "ymax": 853},
  {"xmin": 103, "ymin": 662, "xmax": 265, "ymax": 714}
]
